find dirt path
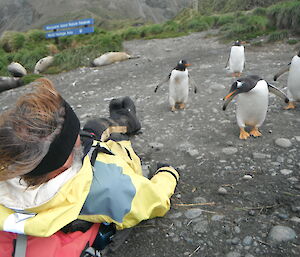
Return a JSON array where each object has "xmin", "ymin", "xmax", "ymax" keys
[{"xmin": 1, "ymin": 31, "xmax": 299, "ymax": 256}]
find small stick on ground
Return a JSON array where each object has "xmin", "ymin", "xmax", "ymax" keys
[
  {"xmin": 189, "ymin": 245, "xmax": 201, "ymax": 257},
  {"xmin": 174, "ymin": 202, "xmax": 216, "ymax": 207},
  {"xmin": 235, "ymin": 204, "xmax": 280, "ymax": 211}
]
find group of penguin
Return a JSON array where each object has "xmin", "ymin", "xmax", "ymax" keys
[{"xmin": 155, "ymin": 40, "xmax": 300, "ymax": 139}]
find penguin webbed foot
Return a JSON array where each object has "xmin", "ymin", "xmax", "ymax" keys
[
  {"xmin": 239, "ymin": 128, "xmax": 250, "ymax": 140},
  {"xmin": 284, "ymin": 101, "xmax": 296, "ymax": 110},
  {"xmin": 250, "ymin": 127, "xmax": 262, "ymax": 138},
  {"xmin": 178, "ymin": 103, "xmax": 185, "ymax": 110}
]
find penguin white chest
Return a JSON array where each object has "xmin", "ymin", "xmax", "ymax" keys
[
  {"xmin": 169, "ymin": 70, "xmax": 189, "ymax": 103},
  {"xmin": 229, "ymin": 46, "xmax": 245, "ymax": 73},
  {"xmin": 287, "ymin": 55, "xmax": 300, "ymax": 101},
  {"xmin": 236, "ymin": 80, "xmax": 269, "ymax": 128}
]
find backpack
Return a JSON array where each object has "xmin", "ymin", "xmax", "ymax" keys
[{"xmin": 0, "ymin": 223, "xmax": 101, "ymax": 257}]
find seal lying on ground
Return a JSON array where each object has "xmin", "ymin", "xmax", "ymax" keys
[{"xmin": 91, "ymin": 52, "xmax": 139, "ymax": 67}]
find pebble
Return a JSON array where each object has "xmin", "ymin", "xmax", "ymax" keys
[
  {"xmin": 234, "ymin": 226, "xmax": 241, "ymax": 234},
  {"xmin": 184, "ymin": 208, "xmax": 202, "ymax": 219},
  {"xmin": 280, "ymin": 169, "xmax": 293, "ymax": 175},
  {"xmin": 287, "ymin": 177, "xmax": 298, "ymax": 183},
  {"xmin": 149, "ymin": 142, "xmax": 164, "ymax": 149},
  {"xmin": 226, "ymin": 251, "xmax": 241, "ymax": 257},
  {"xmin": 290, "ymin": 217, "xmax": 300, "ymax": 223},
  {"xmin": 294, "ymin": 136, "xmax": 300, "ymax": 142},
  {"xmin": 222, "ymin": 147, "xmax": 238, "ymax": 155},
  {"xmin": 242, "ymin": 236, "xmax": 253, "ymax": 246},
  {"xmin": 275, "ymin": 138, "xmax": 292, "ymax": 148},
  {"xmin": 248, "ymin": 210, "xmax": 256, "ymax": 216},
  {"xmin": 210, "ymin": 83, "xmax": 225, "ymax": 91},
  {"xmin": 211, "ymin": 215, "xmax": 225, "ymax": 221},
  {"xmin": 192, "ymin": 218, "xmax": 209, "ymax": 233},
  {"xmin": 267, "ymin": 225, "xmax": 297, "ymax": 244},
  {"xmin": 168, "ymin": 212, "xmax": 183, "ymax": 219},
  {"xmin": 231, "ymin": 237, "xmax": 240, "ymax": 245},
  {"xmin": 218, "ymin": 187, "xmax": 228, "ymax": 195},
  {"xmin": 276, "ymin": 156, "xmax": 285, "ymax": 163},
  {"xmin": 243, "ymin": 175, "xmax": 253, "ymax": 180},
  {"xmin": 252, "ymin": 152, "xmax": 271, "ymax": 159},
  {"xmin": 187, "ymin": 149, "xmax": 199, "ymax": 156}
]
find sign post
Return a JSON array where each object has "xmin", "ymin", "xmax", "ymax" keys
[{"xmin": 44, "ymin": 18, "xmax": 94, "ymax": 43}]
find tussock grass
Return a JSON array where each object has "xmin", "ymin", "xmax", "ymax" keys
[
  {"xmin": 267, "ymin": 1, "xmax": 300, "ymax": 34},
  {"xmin": 267, "ymin": 30, "xmax": 289, "ymax": 42}
]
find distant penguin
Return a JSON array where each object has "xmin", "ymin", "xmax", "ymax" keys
[
  {"xmin": 7, "ymin": 62, "xmax": 27, "ymax": 77},
  {"xmin": 91, "ymin": 52, "xmax": 138, "ymax": 67},
  {"xmin": 34, "ymin": 56, "xmax": 54, "ymax": 74},
  {"xmin": 274, "ymin": 49, "xmax": 300, "ymax": 109},
  {"xmin": 155, "ymin": 60, "xmax": 197, "ymax": 111},
  {"xmin": 223, "ymin": 75, "xmax": 289, "ymax": 139},
  {"xmin": 0, "ymin": 77, "xmax": 24, "ymax": 93},
  {"xmin": 225, "ymin": 40, "xmax": 245, "ymax": 77}
]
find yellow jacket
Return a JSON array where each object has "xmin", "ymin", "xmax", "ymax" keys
[{"xmin": 0, "ymin": 140, "xmax": 179, "ymax": 237}]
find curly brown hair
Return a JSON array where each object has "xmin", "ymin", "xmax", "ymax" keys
[{"xmin": 0, "ymin": 78, "xmax": 65, "ymax": 186}]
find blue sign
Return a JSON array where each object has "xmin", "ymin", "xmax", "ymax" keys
[
  {"xmin": 44, "ymin": 18, "xmax": 94, "ymax": 31},
  {"xmin": 45, "ymin": 26, "xmax": 94, "ymax": 38}
]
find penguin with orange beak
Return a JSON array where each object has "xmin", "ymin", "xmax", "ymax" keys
[
  {"xmin": 223, "ymin": 75, "xmax": 289, "ymax": 139},
  {"xmin": 155, "ymin": 60, "xmax": 197, "ymax": 112}
]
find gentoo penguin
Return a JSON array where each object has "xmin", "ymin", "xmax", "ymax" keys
[
  {"xmin": 274, "ymin": 49, "xmax": 300, "ymax": 109},
  {"xmin": 34, "ymin": 56, "xmax": 54, "ymax": 74},
  {"xmin": 91, "ymin": 52, "xmax": 139, "ymax": 67},
  {"xmin": 154, "ymin": 60, "xmax": 197, "ymax": 112},
  {"xmin": 225, "ymin": 40, "xmax": 245, "ymax": 77},
  {"xmin": 7, "ymin": 62, "xmax": 27, "ymax": 77},
  {"xmin": 223, "ymin": 75, "xmax": 289, "ymax": 139}
]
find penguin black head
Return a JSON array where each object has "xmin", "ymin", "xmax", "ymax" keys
[
  {"xmin": 222, "ymin": 75, "xmax": 263, "ymax": 111},
  {"xmin": 175, "ymin": 60, "xmax": 191, "ymax": 71},
  {"xmin": 297, "ymin": 49, "xmax": 300, "ymax": 57},
  {"xmin": 233, "ymin": 40, "xmax": 241, "ymax": 46}
]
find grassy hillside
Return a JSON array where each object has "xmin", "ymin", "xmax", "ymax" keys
[
  {"xmin": 196, "ymin": 0, "xmax": 290, "ymax": 14},
  {"xmin": 0, "ymin": 0, "xmax": 299, "ymax": 81}
]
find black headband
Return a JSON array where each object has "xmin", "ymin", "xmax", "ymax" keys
[{"xmin": 28, "ymin": 101, "xmax": 80, "ymax": 177}]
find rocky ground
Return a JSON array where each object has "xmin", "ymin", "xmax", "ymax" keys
[{"xmin": 1, "ymin": 31, "xmax": 300, "ymax": 257}]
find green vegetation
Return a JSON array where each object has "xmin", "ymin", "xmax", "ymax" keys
[
  {"xmin": 20, "ymin": 74, "xmax": 43, "ymax": 85},
  {"xmin": 0, "ymin": 0, "xmax": 299, "ymax": 78}
]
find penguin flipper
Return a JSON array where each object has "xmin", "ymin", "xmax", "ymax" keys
[
  {"xmin": 189, "ymin": 75, "xmax": 198, "ymax": 94},
  {"xmin": 267, "ymin": 83, "xmax": 289, "ymax": 103},
  {"xmin": 273, "ymin": 64, "xmax": 290, "ymax": 81},
  {"xmin": 225, "ymin": 53, "xmax": 230, "ymax": 68},
  {"xmin": 154, "ymin": 76, "xmax": 169, "ymax": 93}
]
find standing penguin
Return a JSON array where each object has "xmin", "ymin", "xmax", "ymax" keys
[
  {"xmin": 225, "ymin": 40, "xmax": 245, "ymax": 77},
  {"xmin": 274, "ymin": 49, "xmax": 300, "ymax": 109},
  {"xmin": 223, "ymin": 75, "xmax": 289, "ymax": 139},
  {"xmin": 155, "ymin": 60, "xmax": 197, "ymax": 112}
]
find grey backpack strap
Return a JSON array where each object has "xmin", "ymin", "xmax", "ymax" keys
[{"xmin": 14, "ymin": 234, "xmax": 27, "ymax": 257}]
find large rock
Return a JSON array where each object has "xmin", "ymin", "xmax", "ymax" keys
[{"xmin": 268, "ymin": 225, "xmax": 297, "ymax": 245}]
